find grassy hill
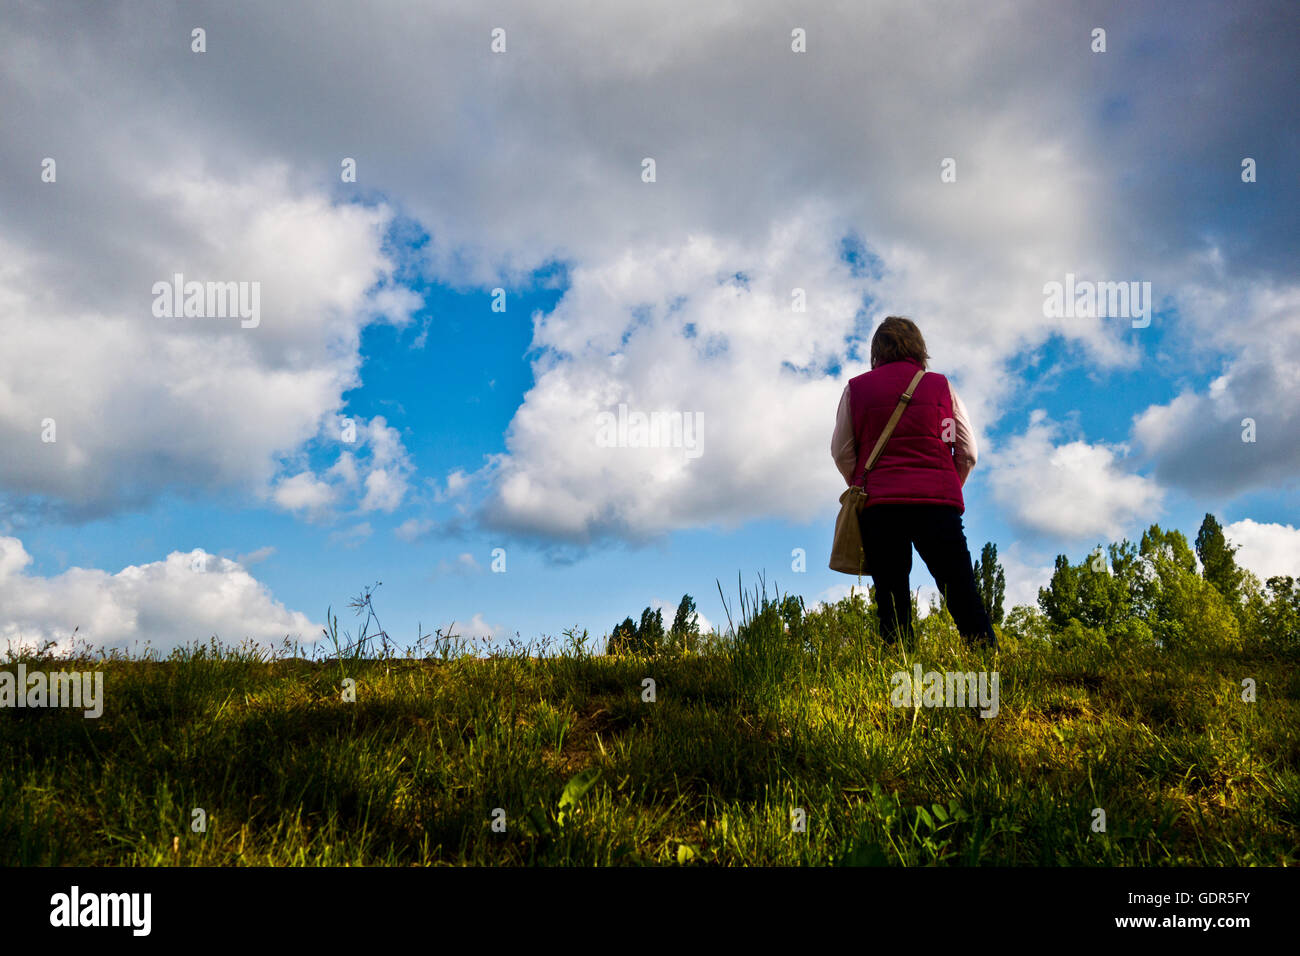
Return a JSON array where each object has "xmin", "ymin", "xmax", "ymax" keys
[{"xmin": 3, "ymin": 582, "xmax": 1296, "ymax": 866}]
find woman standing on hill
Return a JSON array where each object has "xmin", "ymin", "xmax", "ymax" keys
[{"xmin": 830, "ymin": 316, "xmax": 997, "ymax": 650}]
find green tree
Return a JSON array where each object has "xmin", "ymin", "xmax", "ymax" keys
[
  {"xmin": 1195, "ymin": 513, "xmax": 1246, "ymax": 611},
  {"xmin": 636, "ymin": 606, "xmax": 665, "ymax": 654},
  {"xmin": 1243, "ymin": 575, "xmax": 1300, "ymax": 653},
  {"xmin": 1147, "ymin": 554, "xmax": 1241, "ymax": 651},
  {"xmin": 1139, "ymin": 524, "xmax": 1197, "ymax": 573},
  {"xmin": 605, "ymin": 616, "xmax": 637, "ymax": 655},
  {"xmin": 973, "ymin": 542, "xmax": 1006, "ymax": 625},
  {"xmin": 1138, "ymin": 523, "xmax": 1239, "ymax": 651},
  {"xmin": 777, "ymin": 594, "xmax": 806, "ymax": 648},
  {"xmin": 1038, "ymin": 554, "xmax": 1078, "ymax": 630},
  {"xmin": 670, "ymin": 594, "xmax": 700, "ymax": 649},
  {"xmin": 1108, "ymin": 538, "xmax": 1142, "ymax": 607},
  {"xmin": 1038, "ymin": 547, "xmax": 1128, "ymax": 632}
]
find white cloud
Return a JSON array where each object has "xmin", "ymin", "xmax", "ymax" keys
[
  {"xmin": 998, "ymin": 544, "xmax": 1057, "ymax": 612},
  {"xmin": 479, "ymin": 217, "xmax": 871, "ymax": 542},
  {"xmin": 360, "ymin": 468, "xmax": 409, "ymax": 513},
  {"xmin": 915, "ymin": 585, "xmax": 943, "ymax": 620},
  {"xmin": 394, "ymin": 518, "xmax": 437, "ymax": 543},
  {"xmin": 444, "ymin": 470, "xmax": 469, "ymax": 497},
  {"xmin": 0, "ymin": 163, "xmax": 412, "ymax": 522},
  {"xmin": 236, "ymin": 545, "xmax": 277, "ymax": 566},
  {"xmin": 326, "ymin": 451, "xmax": 361, "ymax": 489},
  {"xmin": 272, "ymin": 415, "xmax": 414, "ymax": 518},
  {"xmin": 1223, "ymin": 519, "xmax": 1300, "ymax": 582},
  {"xmin": 2, "ymin": 0, "xmax": 1294, "ymax": 555},
  {"xmin": 986, "ymin": 410, "xmax": 1164, "ymax": 542},
  {"xmin": 328, "ymin": 522, "xmax": 373, "ymax": 548},
  {"xmin": 451, "ymin": 613, "xmax": 496, "ymax": 641},
  {"xmin": 0, "ymin": 537, "xmax": 318, "ymax": 655},
  {"xmin": 429, "ymin": 552, "xmax": 482, "ymax": 576},
  {"xmin": 811, "ymin": 581, "xmax": 869, "ymax": 611},
  {"xmin": 1132, "ymin": 281, "xmax": 1300, "ymax": 496}
]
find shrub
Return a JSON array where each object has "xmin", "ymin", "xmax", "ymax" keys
[{"xmin": 1000, "ymin": 605, "xmax": 1051, "ymax": 647}]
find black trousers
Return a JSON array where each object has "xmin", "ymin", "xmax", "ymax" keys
[{"xmin": 859, "ymin": 502, "xmax": 997, "ymax": 649}]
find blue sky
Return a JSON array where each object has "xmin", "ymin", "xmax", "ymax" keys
[{"xmin": 1, "ymin": 0, "xmax": 1296, "ymax": 654}]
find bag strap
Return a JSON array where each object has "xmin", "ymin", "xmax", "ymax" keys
[{"xmin": 860, "ymin": 368, "xmax": 927, "ymax": 487}]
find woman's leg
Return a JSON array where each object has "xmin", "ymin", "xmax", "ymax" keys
[
  {"xmin": 860, "ymin": 503, "xmax": 915, "ymax": 647},
  {"xmin": 911, "ymin": 506, "xmax": 998, "ymax": 648}
]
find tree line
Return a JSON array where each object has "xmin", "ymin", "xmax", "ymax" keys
[{"xmin": 603, "ymin": 514, "xmax": 1297, "ymax": 655}]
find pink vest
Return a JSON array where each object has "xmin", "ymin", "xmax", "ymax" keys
[{"xmin": 848, "ymin": 358, "xmax": 965, "ymax": 511}]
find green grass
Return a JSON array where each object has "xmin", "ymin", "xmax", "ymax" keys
[{"xmin": 2, "ymin": 585, "xmax": 1296, "ymax": 866}]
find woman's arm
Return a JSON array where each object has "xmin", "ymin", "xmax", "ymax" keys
[
  {"xmin": 831, "ymin": 383, "xmax": 857, "ymax": 484},
  {"xmin": 949, "ymin": 382, "xmax": 978, "ymax": 485}
]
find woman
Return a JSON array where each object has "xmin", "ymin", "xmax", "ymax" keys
[{"xmin": 830, "ymin": 316, "xmax": 997, "ymax": 650}]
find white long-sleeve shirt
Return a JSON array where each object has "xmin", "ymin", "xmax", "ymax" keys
[{"xmin": 831, "ymin": 378, "xmax": 978, "ymax": 487}]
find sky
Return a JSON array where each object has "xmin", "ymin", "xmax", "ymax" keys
[{"xmin": 1, "ymin": 0, "xmax": 1297, "ymax": 655}]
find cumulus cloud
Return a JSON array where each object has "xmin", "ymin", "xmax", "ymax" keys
[
  {"xmin": 450, "ymin": 613, "xmax": 497, "ymax": 642},
  {"xmin": 1132, "ymin": 282, "xmax": 1300, "ymax": 497},
  {"xmin": 361, "ymin": 469, "xmax": 409, "ymax": 514},
  {"xmin": 478, "ymin": 217, "xmax": 869, "ymax": 542},
  {"xmin": 442, "ymin": 470, "xmax": 470, "ymax": 499},
  {"xmin": 2, "ymin": 0, "xmax": 1295, "ymax": 566},
  {"xmin": 998, "ymin": 544, "xmax": 1058, "ymax": 611},
  {"xmin": 0, "ymin": 538, "xmax": 318, "ymax": 655},
  {"xmin": 272, "ymin": 471, "xmax": 338, "ymax": 515},
  {"xmin": 394, "ymin": 518, "xmax": 437, "ymax": 543},
  {"xmin": 424, "ymin": 552, "xmax": 482, "ymax": 576},
  {"xmin": 988, "ymin": 410, "xmax": 1164, "ymax": 541},
  {"xmin": 0, "ymin": 166, "xmax": 413, "ymax": 524},
  {"xmin": 1224, "ymin": 519, "xmax": 1300, "ymax": 582},
  {"xmin": 270, "ymin": 415, "xmax": 414, "ymax": 518},
  {"xmin": 236, "ymin": 545, "xmax": 277, "ymax": 566},
  {"xmin": 376, "ymin": 0, "xmax": 1289, "ymax": 544},
  {"xmin": 355, "ymin": 416, "xmax": 415, "ymax": 515},
  {"xmin": 811, "ymin": 581, "xmax": 867, "ymax": 611}
]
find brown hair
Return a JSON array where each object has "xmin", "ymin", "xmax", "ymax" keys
[{"xmin": 870, "ymin": 315, "xmax": 929, "ymax": 369}]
